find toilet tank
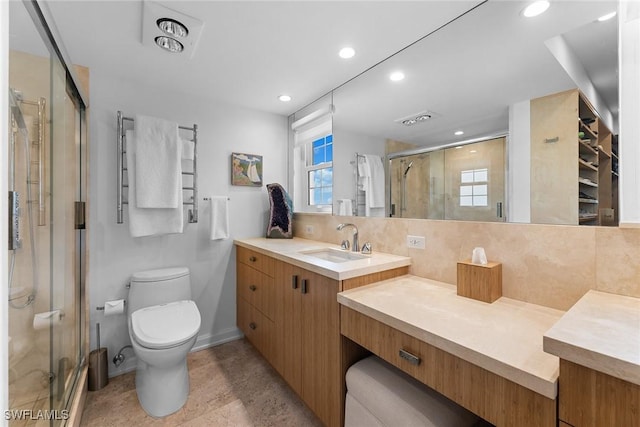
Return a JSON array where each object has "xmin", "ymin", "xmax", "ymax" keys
[{"xmin": 128, "ymin": 267, "xmax": 191, "ymax": 314}]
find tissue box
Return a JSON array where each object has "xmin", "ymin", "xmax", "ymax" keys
[{"xmin": 456, "ymin": 260, "xmax": 502, "ymax": 303}]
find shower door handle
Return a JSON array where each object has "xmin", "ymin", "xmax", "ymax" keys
[{"xmin": 75, "ymin": 201, "xmax": 86, "ymax": 230}]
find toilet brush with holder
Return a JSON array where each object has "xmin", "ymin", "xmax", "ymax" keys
[{"xmin": 88, "ymin": 323, "xmax": 109, "ymax": 391}]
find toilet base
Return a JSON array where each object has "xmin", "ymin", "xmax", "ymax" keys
[{"xmin": 135, "ymin": 357, "xmax": 189, "ymax": 418}]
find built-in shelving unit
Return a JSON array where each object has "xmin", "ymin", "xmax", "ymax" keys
[{"xmin": 530, "ymin": 89, "xmax": 618, "ymax": 226}]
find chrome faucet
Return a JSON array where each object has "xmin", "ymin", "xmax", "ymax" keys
[{"xmin": 337, "ymin": 223, "xmax": 359, "ymax": 252}]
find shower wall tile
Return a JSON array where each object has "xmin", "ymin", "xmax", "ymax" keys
[{"xmin": 295, "ymin": 214, "xmax": 633, "ymax": 311}]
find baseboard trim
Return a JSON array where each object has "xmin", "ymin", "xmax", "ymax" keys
[{"xmin": 192, "ymin": 327, "xmax": 244, "ymax": 352}]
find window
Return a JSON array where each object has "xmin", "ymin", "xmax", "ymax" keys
[
  {"xmin": 308, "ymin": 135, "xmax": 333, "ymax": 206},
  {"xmin": 460, "ymin": 168, "xmax": 488, "ymax": 207}
]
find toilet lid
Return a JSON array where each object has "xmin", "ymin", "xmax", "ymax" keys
[{"xmin": 131, "ymin": 300, "xmax": 201, "ymax": 349}]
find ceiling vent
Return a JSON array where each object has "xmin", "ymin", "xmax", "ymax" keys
[
  {"xmin": 142, "ymin": 1, "xmax": 204, "ymax": 58},
  {"xmin": 394, "ymin": 110, "xmax": 440, "ymax": 127}
]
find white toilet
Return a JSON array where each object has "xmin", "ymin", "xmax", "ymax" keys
[{"xmin": 128, "ymin": 267, "xmax": 201, "ymax": 418}]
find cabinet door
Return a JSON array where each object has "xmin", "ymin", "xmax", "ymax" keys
[
  {"xmin": 274, "ymin": 261, "xmax": 303, "ymax": 395},
  {"xmin": 300, "ymin": 269, "xmax": 341, "ymax": 427}
]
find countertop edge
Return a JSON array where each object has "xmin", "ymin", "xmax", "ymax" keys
[
  {"xmin": 338, "ymin": 294, "xmax": 558, "ymax": 400},
  {"xmin": 234, "ymin": 238, "xmax": 411, "ymax": 281},
  {"xmin": 543, "ymin": 335, "xmax": 640, "ymax": 386}
]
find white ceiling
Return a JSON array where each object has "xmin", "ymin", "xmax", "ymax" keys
[
  {"xmin": 39, "ymin": 0, "xmax": 483, "ymax": 116},
  {"xmin": 11, "ymin": 0, "xmax": 618, "ymax": 148}
]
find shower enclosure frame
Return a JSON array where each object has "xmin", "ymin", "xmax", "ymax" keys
[{"xmin": 5, "ymin": 0, "xmax": 89, "ymax": 424}]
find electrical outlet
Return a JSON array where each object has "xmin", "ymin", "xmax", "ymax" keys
[
  {"xmin": 406, "ymin": 235, "xmax": 426, "ymax": 249},
  {"xmin": 305, "ymin": 225, "xmax": 314, "ymax": 235}
]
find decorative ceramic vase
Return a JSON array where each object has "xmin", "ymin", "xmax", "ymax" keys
[{"xmin": 266, "ymin": 183, "xmax": 293, "ymax": 238}]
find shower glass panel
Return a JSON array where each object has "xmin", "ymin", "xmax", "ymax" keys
[
  {"xmin": 8, "ymin": 1, "xmax": 86, "ymax": 424},
  {"xmin": 388, "ymin": 137, "xmax": 506, "ymax": 221}
]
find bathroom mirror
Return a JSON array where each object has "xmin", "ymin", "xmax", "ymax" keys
[{"xmin": 298, "ymin": 0, "xmax": 620, "ymax": 225}]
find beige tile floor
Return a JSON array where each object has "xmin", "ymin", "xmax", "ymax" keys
[{"xmin": 80, "ymin": 339, "xmax": 322, "ymax": 426}]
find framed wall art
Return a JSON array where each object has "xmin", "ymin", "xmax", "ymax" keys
[{"xmin": 231, "ymin": 152, "xmax": 263, "ymax": 186}]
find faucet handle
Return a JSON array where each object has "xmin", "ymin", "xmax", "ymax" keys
[
  {"xmin": 361, "ymin": 242, "xmax": 372, "ymax": 254},
  {"xmin": 341, "ymin": 240, "xmax": 350, "ymax": 250}
]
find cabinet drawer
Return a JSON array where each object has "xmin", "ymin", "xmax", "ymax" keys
[
  {"xmin": 237, "ymin": 297, "xmax": 274, "ymax": 360},
  {"xmin": 340, "ymin": 306, "xmax": 556, "ymax": 427},
  {"xmin": 237, "ymin": 265, "xmax": 275, "ymax": 320},
  {"xmin": 237, "ymin": 246, "xmax": 274, "ymax": 275}
]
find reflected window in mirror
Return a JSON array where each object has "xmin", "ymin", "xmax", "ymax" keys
[{"xmin": 309, "ymin": 135, "xmax": 333, "ymax": 208}]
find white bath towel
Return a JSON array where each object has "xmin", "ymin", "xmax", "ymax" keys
[
  {"xmin": 358, "ymin": 154, "xmax": 384, "ymax": 216},
  {"xmin": 209, "ymin": 196, "xmax": 229, "ymax": 240},
  {"xmin": 126, "ymin": 130, "xmax": 184, "ymax": 237},
  {"xmin": 134, "ymin": 114, "xmax": 181, "ymax": 208},
  {"xmin": 337, "ymin": 199, "xmax": 353, "ymax": 216}
]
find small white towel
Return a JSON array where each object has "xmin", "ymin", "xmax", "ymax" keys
[
  {"xmin": 181, "ymin": 138, "xmax": 195, "ymax": 160},
  {"xmin": 134, "ymin": 114, "xmax": 181, "ymax": 208},
  {"xmin": 337, "ymin": 199, "xmax": 353, "ymax": 216},
  {"xmin": 126, "ymin": 130, "xmax": 184, "ymax": 237},
  {"xmin": 209, "ymin": 196, "xmax": 229, "ymax": 240}
]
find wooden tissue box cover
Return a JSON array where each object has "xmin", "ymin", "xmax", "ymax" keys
[{"xmin": 457, "ymin": 260, "xmax": 502, "ymax": 303}]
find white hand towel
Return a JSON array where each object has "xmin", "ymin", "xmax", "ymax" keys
[
  {"xmin": 126, "ymin": 130, "xmax": 184, "ymax": 237},
  {"xmin": 134, "ymin": 114, "xmax": 181, "ymax": 208},
  {"xmin": 181, "ymin": 138, "xmax": 195, "ymax": 160},
  {"xmin": 209, "ymin": 196, "xmax": 229, "ymax": 240}
]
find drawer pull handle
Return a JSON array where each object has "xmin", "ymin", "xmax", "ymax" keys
[
  {"xmin": 249, "ymin": 322, "xmax": 257, "ymax": 330},
  {"xmin": 399, "ymin": 349, "xmax": 421, "ymax": 366},
  {"xmin": 301, "ymin": 279, "xmax": 308, "ymax": 294},
  {"xmin": 292, "ymin": 275, "xmax": 298, "ymax": 290},
  {"xmin": 249, "ymin": 285, "xmax": 257, "ymax": 291},
  {"xmin": 249, "ymin": 256, "xmax": 257, "ymax": 262}
]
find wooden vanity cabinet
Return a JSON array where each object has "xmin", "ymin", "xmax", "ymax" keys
[
  {"xmin": 236, "ymin": 244, "xmax": 408, "ymax": 427},
  {"xmin": 558, "ymin": 359, "xmax": 640, "ymax": 427},
  {"xmin": 236, "ymin": 247, "xmax": 277, "ymax": 361}
]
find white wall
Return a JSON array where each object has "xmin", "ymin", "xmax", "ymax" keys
[
  {"xmin": 619, "ymin": 1, "xmax": 640, "ymax": 227},
  {"xmin": 507, "ymin": 100, "xmax": 531, "ymax": 223},
  {"xmin": 88, "ymin": 70, "xmax": 288, "ymax": 376}
]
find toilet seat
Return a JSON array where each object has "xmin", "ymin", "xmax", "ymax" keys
[{"xmin": 131, "ymin": 300, "xmax": 201, "ymax": 349}]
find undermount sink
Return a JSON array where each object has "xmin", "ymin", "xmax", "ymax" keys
[{"xmin": 300, "ymin": 248, "xmax": 368, "ymax": 263}]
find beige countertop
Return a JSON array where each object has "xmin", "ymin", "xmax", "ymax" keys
[
  {"xmin": 543, "ymin": 290, "xmax": 640, "ymax": 386},
  {"xmin": 234, "ymin": 237, "xmax": 411, "ymax": 281},
  {"xmin": 337, "ymin": 275, "xmax": 564, "ymax": 399}
]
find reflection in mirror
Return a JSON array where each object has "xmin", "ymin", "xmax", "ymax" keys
[
  {"xmin": 289, "ymin": 94, "xmax": 334, "ymax": 214},
  {"xmin": 388, "ymin": 136, "xmax": 506, "ymax": 221},
  {"xmin": 328, "ymin": 0, "xmax": 618, "ymax": 225}
]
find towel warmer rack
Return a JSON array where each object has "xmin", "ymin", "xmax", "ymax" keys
[
  {"xmin": 352, "ymin": 153, "xmax": 366, "ymax": 216},
  {"xmin": 116, "ymin": 111, "xmax": 199, "ymax": 224}
]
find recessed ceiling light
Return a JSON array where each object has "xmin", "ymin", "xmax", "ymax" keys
[
  {"xmin": 155, "ymin": 36, "xmax": 183, "ymax": 53},
  {"xmin": 389, "ymin": 71, "xmax": 405, "ymax": 82},
  {"xmin": 455, "ymin": 146, "xmax": 463, "ymax": 149},
  {"xmin": 157, "ymin": 18, "xmax": 188, "ymax": 38},
  {"xmin": 339, "ymin": 47, "xmax": 355, "ymax": 59},
  {"xmin": 278, "ymin": 95, "xmax": 292, "ymax": 102},
  {"xmin": 469, "ymin": 149, "xmax": 478, "ymax": 153},
  {"xmin": 598, "ymin": 11, "xmax": 617, "ymax": 22},
  {"xmin": 522, "ymin": 1, "xmax": 550, "ymax": 18},
  {"xmin": 454, "ymin": 130, "xmax": 464, "ymax": 136}
]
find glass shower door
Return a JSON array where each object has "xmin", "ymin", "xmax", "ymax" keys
[{"xmin": 8, "ymin": 1, "xmax": 86, "ymax": 424}]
